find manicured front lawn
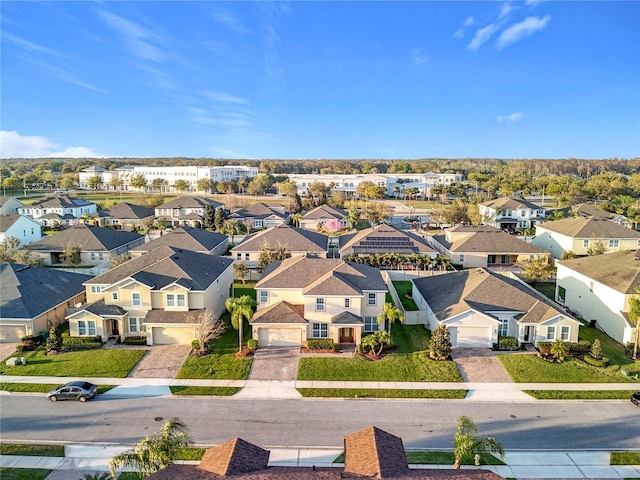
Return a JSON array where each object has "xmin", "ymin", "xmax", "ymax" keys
[
  {"xmin": 0, "ymin": 383, "xmax": 115, "ymax": 394},
  {"xmin": 497, "ymin": 354, "xmax": 639, "ymax": 383},
  {"xmin": 170, "ymin": 386, "xmax": 240, "ymax": 396},
  {"xmin": 392, "ymin": 281, "xmax": 419, "ymax": 311},
  {"xmin": 532, "ymin": 282, "xmax": 556, "ymax": 301},
  {"xmin": 0, "ymin": 468, "xmax": 52, "ymax": 480},
  {"xmin": 392, "ymin": 324, "xmax": 430, "ymax": 353},
  {"xmin": 524, "ymin": 390, "xmax": 636, "ymax": 400},
  {"xmin": 578, "ymin": 325, "xmax": 640, "ymax": 372},
  {"xmin": 234, "ymin": 280, "xmax": 257, "ymax": 302},
  {"xmin": 0, "ymin": 444, "xmax": 64, "ymax": 456},
  {"xmin": 0, "ymin": 348, "xmax": 146, "ymax": 378},
  {"xmin": 297, "ymin": 388, "xmax": 467, "ymax": 399},
  {"xmin": 611, "ymin": 452, "xmax": 640, "ymax": 465}
]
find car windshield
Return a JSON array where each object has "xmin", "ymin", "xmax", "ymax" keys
[{"xmin": 80, "ymin": 382, "xmax": 94, "ymax": 390}]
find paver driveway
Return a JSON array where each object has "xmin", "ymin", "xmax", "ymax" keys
[
  {"xmin": 450, "ymin": 348, "xmax": 513, "ymax": 383},
  {"xmin": 248, "ymin": 347, "xmax": 300, "ymax": 381},
  {"xmin": 126, "ymin": 345, "xmax": 192, "ymax": 378}
]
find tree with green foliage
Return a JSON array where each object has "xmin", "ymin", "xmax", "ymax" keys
[
  {"xmin": 87, "ymin": 175, "xmax": 104, "ymax": 190},
  {"xmin": 46, "ymin": 326, "xmax": 63, "ymax": 355},
  {"xmin": 214, "ymin": 207, "xmax": 228, "ymax": 231},
  {"xmin": 197, "ymin": 177, "xmax": 214, "ymax": 195},
  {"xmin": 225, "ymin": 295, "xmax": 255, "ymax": 354},
  {"xmin": 109, "ymin": 176, "xmax": 124, "ymax": 191},
  {"xmin": 151, "ymin": 177, "xmax": 169, "ymax": 192},
  {"xmin": 377, "ymin": 302, "xmax": 404, "ymax": 335},
  {"xmin": 361, "ymin": 331, "xmax": 391, "ymax": 357},
  {"xmin": 110, "ymin": 253, "xmax": 131, "ymax": 269},
  {"xmin": 173, "ymin": 179, "xmax": 189, "ymax": 193},
  {"xmin": 452, "ymin": 416, "xmax": 504, "ymax": 469},
  {"xmin": 589, "ymin": 339, "xmax": 602, "ymax": 360},
  {"xmin": 550, "ymin": 339, "xmax": 569, "ymax": 363},
  {"xmin": 356, "ymin": 180, "xmax": 376, "ymax": 199},
  {"xmin": 130, "ymin": 174, "xmax": 147, "ymax": 192},
  {"xmin": 428, "ymin": 324, "xmax": 452, "ymax": 360},
  {"xmin": 223, "ymin": 219, "xmax": 245, "ymax": 243},
  {"xmin": 203, "ymin": 204, "xmax": 216, "ymax": 229},
  {"xmin": 60, "ymin": 244, "xmax": 81, "ymax": 266},
  {"xmin": 519, "ymin": 256, "xmax": 556, "ymax": 286},
  {"xmin": 587, "ymin": 238, "xmax": 607, "ymax": 256},
  {"xmin": 109, "ymin": 417, "xmax": 191, "ymax": 479},
  {"xmin": 560, "ymin": 250, "xmax": 577, "ymax": 260},
  {"xmin": 403, "ymin": 187, "xmax": 419, "ymax": 213},
  {"xmin": 0, "ymin": 237, "xmax": 42, "ymax": 266},
  {"xmin": 257, "ymin": 241, "xmax": 288, "ymax": 273},
  {"xmin": 233, "ymin": 261, "xmax": 249, "ymax": 285},
  {"xmin": 279, "ymin": 179, "xmax": 298, "ymax": 197}
]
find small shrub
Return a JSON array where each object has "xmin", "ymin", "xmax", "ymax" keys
[
  {"xmin": 582, "ymin": 355, "xmax": 609, "ymax": 367},
  {"xmin": 567, "ymin": 340, "xmax": 591, "ymax": 355},
  {"xmin": 496, "ymin": 336, "xmax": 519, "ymax": 351},
  {"xmin": 589, "ymin": 339, "xmax": 602, "ymax": 360},
  {"xmin": 306, "ymin": 339, "xmax": 337, "ymax": 350},
  {"xmin": 626, "ymin": 343, "xmax": 636, "ymax": 356},
  {"xmin": 46, "ymin": 327, "xmax": 63, "ymax": 354},
  {"xmin": 191, "ymin": 340, "xmax": 201, "ymax": 351},
  {"xmin": 62, "ymin": 336, "xmax": 102, "ymax": 351},
  {"xmin": 537, "ymin": 341, "xmax": 552, "ymax": 355},
  {"xmin": 247, "ymin": 339, "xmax": 259, "ymax": 351},
  {"xmin": 123, "ymin": 336, "xmax": 147, "ymax": 345},
  {"xmin": 428, "ymin": 324, "xmax": 452, "ymax": 360}
]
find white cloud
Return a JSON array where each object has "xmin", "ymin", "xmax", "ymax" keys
[
  {"xmin": 410, "ymin": 48, "xmax": 429, "ymax": 65},
  {"xmin": 209, "ymin": 7, "xmax": 249, "ymax": 34},
  {"xmin": 496, "ymin": 112, "xmax": 523, "ymax": 123},
  {"xmin": 0, "ymin": 131, "xmax": 102, "ymax": 158},
  {"xmin": 203, "ymin": 92, "xmax": 249, "ymax": 104},
  {"xmin": 98, "ymin": 10, "xmax": 166, "ymax": 62},
  {"xmin": 454, "ymin": 16, "xmax": 476, "ymax": 39},
  {"xmin": 467, "ymin": 24, "xmax": 499, "ymax": 51},
  {"xmin": 464, "ymin": 16, "xmax": 476, "ymax": 27},
  {"xmin": 499, "ymin": 2, "xmax": 519, "ymax": 19},
  {"xmin": 2, "ymin": 32, "xmax": 70, "ymax": 59},
  {"xmin": 526, "ymin": 0, "xmax": 545, "ymax": 6},
  {"xmin": 497, "ymin": 15, "xmax": 550, "ymax": 49}
]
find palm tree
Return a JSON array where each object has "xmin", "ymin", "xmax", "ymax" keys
[
  {"xmin": 290, "ymin": 212, "xmax": 302, "ymax": 228},
  {"xmin": 453, "ymin": 416, "xmax": 504, "ymax": 469},
  {"xmin": 361, "ymin": 331, "xmax": 391, "ymax": 356},
  {"xmin": 377, "ymin": 302, "xmax": 404, "ymax": 335},
  {"xmin": 109, "ymin": 417, "xmax": 191, "ymax": 478},
  {"xmin": 403, "ymin": 187, "xmax": 419, "ymax": 218},
  {"xmin": 550, "ymin": 339, "xmax": 569, "ymax": 363},
  {"xmin": 225, "ymin": 295, "xmax": 255, "ymax": 353}
]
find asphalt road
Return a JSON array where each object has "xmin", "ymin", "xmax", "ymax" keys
[{"xmin": 1, "ymin": 395, "xmax": 639, "ymax": 450}]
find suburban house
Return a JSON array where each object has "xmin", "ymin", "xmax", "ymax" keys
[
  {"xmin": 90, "ymin": 202, "xmax": 155, "ymax": 231},
  {"xmin": 230, "ymin": 224, "xmax": 330, "ymax": 268},
  {"xmin": 252, "ymin": 256, "xmax": 388, "ymax": 347},
  {"xmin": 532, "ymin": 217, "xmax": 640, "ymax": 259},
  {"xmin": 147, "ymin": 425, "xmax": 504, "ymax": 480},
  {"xmin": 571, "ymin": 203, "xmax": 634, "ymax": 229},
  {"xmin": 555, "ymin": 250, "xmax": 639, "ymax": 344},
  {"xmin": 427, "ymin": 225, "xmax": 546, "ymax": 269},
  {"xmin": 0, "ymin": 197, "xmax": 24, "ymax": 215},
  {"xmin": 0, "ymin": 214, "xmax": 42, "ymax": 245},
  {"xmin": 479, "ymin": 196, "xmax": 546, "ymax": 231},
  {"xmin": 0, "ymin": 263, "xmax": 88, "ymax": 342},
  {"xmin": 17, "ymin": 195, "xmax": 98, "ymax": 227},
  {"xmin": 130, "ymin": 226, "xmax": 229, "ymax": 258},
  {"xmin": 27, "ymin": 224, "xmax": 145, "ymax": 266},
  {"xmin": 299, "ymin": 204, "xmax": 348, "ymax": 231},
  {"xmin": 229, "ymin": 202, "xmax": 289, "ymax": 230},
  {"xmin": 155, "ymin": 196, "xmax": 224, "ymax": 228},
  {"xmin": 339, "ymin": 224, "xmax": 437, "ymax": 260},
  {"xmin": 66, "ymin": 246, "xmax": 234, "ymax": 344},
  {"xmin": 412, "ymin": 268, "xmax": 580, "ymax": 348}
]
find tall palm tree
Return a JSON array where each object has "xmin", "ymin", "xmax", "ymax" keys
[
  {"xmin": 109, "ymin": 417, "xmax": 191, "ymax": 478},
  {"xmin": 225, "ymin": 295, "xmax": 255, "ymax": 353},
  {"xmin": 453, "ymin": 416, "xmax": 504, "ymax": 469},
  {"xmin": 403, "ymin": 187, "xmax": 419, "ymax": 218},
  {"xmin": 377, "ymin": 302, "xmax": 404, "ymax": 335}
]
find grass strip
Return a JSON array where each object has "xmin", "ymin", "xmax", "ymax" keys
[
  {"xmin": 0, "ymin": 444, "xmax": 64, "ymax": 456},
  {"xmin": 0, "ymin": 468, "xmax": 52, "ymax": 480},
  {"xmin": 175, "ymin": 447, "xmax": 207, "ymax": 461},
  {"xmin": 333, "ymin": 451, "xmax": 504, "ymax": 465},
  {"xmin": 170, "ymin": 386, "xmax": 240, "ymax": 396},
  {"xmin": 297, "ymin": 388, "xmax": 467, "ymax": 399},
  {"xmin": 0, "ymin": 383, "xmax": 115, "ymax": 394},
  {"xmin": 611, "ymin": 452, "xmax": 640, "ymax": 465},
  {"xmin": 524, "ymin": 390, "xmax": 636, "ymax": 400}
]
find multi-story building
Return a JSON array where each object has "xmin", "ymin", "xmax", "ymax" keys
[
  {"xmin": 479, "ymin": 196, "xmax": 546, "ymax": 231},
  {"xmin": 17, "ymin": 195, "xmax": 98, "ymax": 226}
]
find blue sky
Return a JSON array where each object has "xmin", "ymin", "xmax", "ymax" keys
[{"xmin": 1, "ymin": 1, "xmax": 638, "ymax": 160}]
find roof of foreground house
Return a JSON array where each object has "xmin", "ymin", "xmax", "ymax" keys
[
  {"xmin": 27, "ymin": 224, "xmax": 142, "ymax": 252},
  {"xmin": 302, "ymin": 204, "xmax": 347, "ymax": 220},
  {"xmin": 256, "ymin": 256, "xmax": 387, "ymax": 294},
  {"xmin": 480, "ymin": 196, "xmax": 541, "ymax": 211},
  {"xmin": 131, "ymin": 226, "xmax": 228, "ymax": 254},
  {"xmin": 340, "ymin": 224, "xmax": 436, "ymax": 256},
  {"xmin": 1, "ymin": 263, "xmax": 90, "ymax": 320},
  {"xmin": 231, "ymin": 224, "xmax": 328, "ymax": 253},
  {"xmin": 536, "ymin": 217, "xmax": 640, "ymax": 239},
  {"xmin": 0, "ymin": 214, "xmax": 39, "ymax": 232},
  {"xmin": 412, "ymin": 268, "xmax": 569, "ymax": 324},
  {"xmin": 147, "ymin": 425, "xmax": 505, "ymax": 480},
  {"xmin": 230, "ymin": 202, "xmax": 286, "ymax": 220},
  {"xmin": 100, "ymin": 202, "xmax": 155, "ymax": 220},
  {"xmin": 430, "ymin": 228, "xmax": 543, "ymax": 254},
  {"xmin": 558, "ymin": 250, "xmax": 640, "ymax": 294},
  {"xmin": 85, "ymin": 245, "xmax": 233, "ymax": 291}
]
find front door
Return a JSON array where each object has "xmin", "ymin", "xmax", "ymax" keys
[
  {"xmin": 523, "ymin": 325, "xmax": 532, "ymax": 342},
  {"xmin": 339, "ymin": 328, "xmax": 354, "ymax": 343},
  {"xmin": 112, "ymin": 319, "xmax": 119, "ymax": 336}
]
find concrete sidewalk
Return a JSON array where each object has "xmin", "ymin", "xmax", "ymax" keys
[{"xmin": 1, "ymin": 445, "xmax": 639, "ymax": 479}]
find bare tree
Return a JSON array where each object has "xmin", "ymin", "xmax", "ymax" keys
[{"xmin": 193, "ymin": 310, "xmax": 225, "ymax": 355}]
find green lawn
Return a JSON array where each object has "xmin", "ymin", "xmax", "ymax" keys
[
  {"xmin": 579, "ymin": 325, "xmax": 640, "ymax": 372},
  {"xmin": 297, "ymin": 388, "xmax": 467, "ymax": 399},
  {"xmin": 0, "ymin": 468, "xmax": 52, "ymax": 480},
  {"xmin": 524, "ymin": 390, "xmax": 636, "ymax": 400},
  {"xmin": 333, "ymin": 451, "xmax": 504, "ymax": 466},
  {"xmin": 0, "ymin": 348, "xmax": 146, "ymax": 378},
  {"xmin": 0, "ymin": 444, "xmax": 64, "ymax": 456},
  {"xmin": 497, "ymin": 354, "xmax": 640, "ymax": 383},
  {"xmin": 170, "ymin": 386, "xmax": 240, "ymax": 396},
  {"xmin": 532, "ymin": 282, "xmax": 556, "ymax": 301},
  {"xmin": 611, "ymin": 452, "xmax": 640, "ymax": 465},
  {"xmin": 0, "ymin": 383, "xmax": 115, "ymax": 394},
  {"xmin": 392, "ymin": 324, "xmax": 431, "ymax": 353},
  {"xmin": 234, "ymin": 280, "xmax": 257, "ymax": 302},
  {"xmin": 392, "ymin": 281, "xmax": 419, "ymax": 311}
]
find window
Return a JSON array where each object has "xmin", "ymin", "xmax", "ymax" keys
[
  {"xmin": 316, "ymin": 298, "xmax": 325, "ymax": 311},
  {"xmin": 583, "ymin": 239, "xmax": 589, "ymax": 247},
  {"xmin": 132, "ymin": 292, "xmax": 142, "ymax": 306},
  {"xmin": 546, "ymin": 326, "xmax": 556, "ymax": 340},
  {"xmin": 488, "ymin": 255, "xmax": 496, "ymax": 264},
  {"xmin": 245, "ymin": 253, "xmax": 250, "ymax": 260},
  {"xmin": 91, "ymin": 252, "xmax": 96, "ymax": 261},
  {"xmin": 139, "ymin": 319, "xmax": 146, "ymax": 332},
  {"xmin": 236, "ymin": 253, "xmax": 241, "ymax": 260},
  {"xmin": 501, "ymin": 255, "xmax": 510, "ymax": 264},
  {"xmin": 129, "ymin": 318, "xmax": 138, "ymax": 332},
  {"xmin": 561, "ymin": 326, "xmax": 570, "ymax": 340},
  {"xmin": 166, "ymin": 294, "xmax": 175, "ymax": 306},
  {"xmin": 367, "ymin": 293, "xmax": 376, "ymax": 306},
  {"xmin": 364, "ymin": 317, "xmax": 378, "ymax": 332},
  {"xmin": 99, "ymin": 252, "xmax": 104, "ymax": 261},
  {"xmin": 259, "ymin": 290, "xmax": 268, "ymax": 303},
  {"xmin": 459, "ymin": 254, "xmax": 465, "ymax": 263},
  {"xmin": 78, "ymin": 321, "xmax": 86, "ymax": 335},
  {"xmin": 112, "ymin": 292, "xmax": 118, "ymax": 301},
  {"xmin": 344, "ymin": 298, "xmax": 350, "ymax": 308},
  {"xmin": 254, "ymin": 220, "xmax": 263, "ymax": 228},
  {"xmin": 177, "ymin": 294, "xmax": 186, "ymax": 306},
  {"xmin": 312, "ymin": 323, "xmax": 328, "ymax": 338},
  {"xmin": 608, "ymin": 239, "xmax": 619, "ymax": 248},
  {"xmin": 557, "ymin": 286, "xmax": 566, "ymax": 303},
  {"xmin": 498, "ymin": 319, "xmax": 509, "ymax": 337}
]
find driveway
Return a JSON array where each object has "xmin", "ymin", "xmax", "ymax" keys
[
  {"xmin": 126, "ymin": 345, "xmax": 192, "ymax": 378},
  {"xmin": 450, "ymin": 348, "xmax": 512, "ymax": 383},
  {"xmin": 0, "ymin": 343, "xmax": 19, "ymax": 361},
  {"xmin": 247, "ymin": 347, "xmax": 300, "ymax": 381}
]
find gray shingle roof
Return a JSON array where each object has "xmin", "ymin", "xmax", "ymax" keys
[
  {"xmin": 340, "ymin": 224, "xmax": 436, "ymax": 256},
  {"xmin": 412, "ymin": 268, "xmax": 567, "ymax": 324},
  {"xmin": 302, "ymin": 204, "xmax": 347, "ymax": 220},
  {"xmin": 0, "ymin": 214, "xmax": 22, "ymax": 232},
  {"xmin": 67, "ymin": 299, "xmax": 127, "ymax": 318},
  {"xmin": 430, "ymin": 229, "xmax": 544, "ymax": 254},
  {"xmin": 131, "ymin": 226, "xmax": 227, "ymax": 254},
  {"xmin": 558, "ymin": 250, "xmax": 640, "ymax": 294},
  {"xmin": 331, "ymin": 311, "xmax": 364, "ymax": 325},
  {"xmin": 256, "ymin": 256, "xmax": 387, "ymax": 294},
  {"xmin": 158, "ymin": 196, "xmax": 224, "ymax": 210},
  {"xmin": 231, "ymin": 225, "xmax": 328, "ymax": 253},
  {"xmin": 481, "ymin": 196, "xmax": 541, "ymax": 211},
  {"xmin": 251, "ymin": 301, "xmax": 306, "ymax": 324},
  {"xmin": 1, "ymin": 263, "xmax": 90, "ymax": 320},
  {"xmin": 28, "ymin": 195, "xmax": 94, "ymax": 208},
  {"xmin": 102, "ymin": 202, "xmax": 155, "ymax": 220},
  {"xmin": 231, "ymin": 203, "xmax": 285, "ymax": 220},
  {"xmin": 27, "ymin": 224, "xmax": 143, "ymax": 252},
  {"xmin": 86, "ymin": 245, "xmax": 233, "ymax": 291},
  {"xmin": 144, "ymin": 309, "xmax": 203, "ymax": 324},
  {"xmin": 536, "ymin": 217, "xmax": 640, "ymax": 239}
]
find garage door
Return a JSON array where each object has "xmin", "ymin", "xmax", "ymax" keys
[
  {"xmin": 451, "ymin": 326, "xmax": 491, "ymax": 348},
  {"xmin": 258, "ymin": 328, "xmax": 301, "ymax": 347},
  {"xmin": 152, "ymin": 326, "xmax": 195, "ymax": 345},
  {"xmin": 0, "ymin": 325, "xmax": 27, "ymax": 343}
]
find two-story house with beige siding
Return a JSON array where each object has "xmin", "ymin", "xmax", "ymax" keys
[
  {"xmin": 252, "ymin": 256, "xmax": 388, "ymax": 347},
  {"xmin": 533, "ymin": 217, "xmax": 640, "ymax": 259},
  {"xmin": 479, "ymin": 196, "xmax": 546, "ymax": 231},
  {"xmin": 155, "ymin": 196, "xmax": 224, "ymax": 228},
  {"xmin": 65, "ymin": 246, "xmax": 234, "ymax": 345}
]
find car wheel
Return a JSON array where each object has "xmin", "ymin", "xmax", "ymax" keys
[
  {"xmin": 79, "ymin": 396, "xmax": 87, "ymax": 402},
  {"xmin": 49, "ymin": 396, "xmax": 57, "ymax": 402}
]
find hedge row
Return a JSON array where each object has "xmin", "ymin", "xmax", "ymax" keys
[
  {"xmin": 495, "ymin": 336, "xmax": 519, "ymax": 351},
  {"xmin": 582, "ymin": 355, "xmax": 609, "ymax": 367},
  {"xmin": 306, "ymin": 339, "xmax": 337, "ymax": 351},
  {"xmin": 124, "ymin": 336, "xmax": 147, "ymax": 345},
  {"xmin": 537, "ymin": 340, "xmax": 591, "ymax": 355}
]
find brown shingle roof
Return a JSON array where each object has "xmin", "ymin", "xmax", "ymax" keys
[
  {"xmin": 481, "ymin": 196, "xmax": 541, "ymax": 211},
  {"xmin": 232, "ymin": 203, "xmax": 285, "ymax": 219},
  {"xmin": 339, "ymin": 224, "xmax": 435, "ymax": 256},
  {"xmin": 536, "ymin": 216, "xmax": 640, "ymax": 239},
  {"xmin": 102, "ymin": 202, "xmax": 155, "ymax": 220},
  {"xmin": 430, "ymin": 230, "xmax": 543, "ymax": 254},
  {"xmin": 27, "ymin": 224, "xmax": 142, "ymax": 252},
  {"xmin": 251, "ymin": 301, "xmax": 307, "ymax": 324},
  {"xmin": 131, "ymin": 226, "xmax": 227, "ymax": 254},
  {"xmin": 303, "ymin": 204, "xmax": 347, "ymax": 220},
  {"xmin": 344, "ymin": 426, "xmax": 408, "ymax": 479},
  {"xmin": 558, "ymin": 250, "xmax": 640, "ymax": 294},
  {"xmin": 144, "ymin": 309, "xmax": 203, "ymax": 324},
  {"xmin": 158, "ymin": 196, "xmax": 223, "ymax": 210},
  {"xmin": 199, "ymin": 437, "xmax": 270, "ymax": 476},
  {"xmin": 231, "ymin": 224, "xmax": 328, "ymax": 254}
]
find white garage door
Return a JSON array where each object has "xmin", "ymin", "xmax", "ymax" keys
[
  {"xmin": 152, "ymin": 326, "xmax": 195, "ymax": 345},
  {"xmin": 258, "ymin": 328, "xmax": 301, "ymax": 347},
  {"xmin": 0, "ymin": 325, "xmax": 27, "ymax": 343},
  {"xmin": 451, "ymin": 326, "xmax": 492, "ymax": 348}
]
